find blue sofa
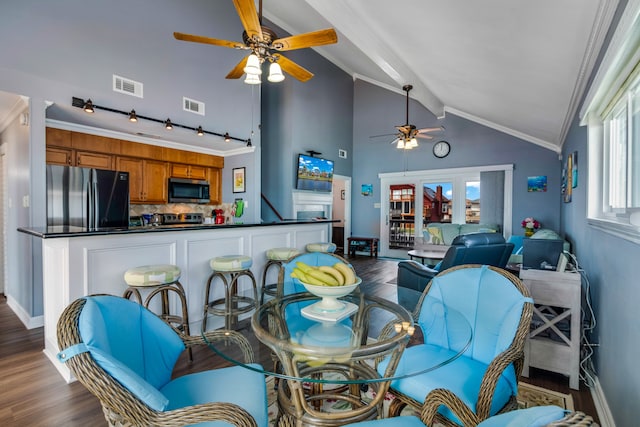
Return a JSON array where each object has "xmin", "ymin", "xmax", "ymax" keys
[{"xmin": 423, "ymin": 222, "xmax": 500, "ymax": 245}]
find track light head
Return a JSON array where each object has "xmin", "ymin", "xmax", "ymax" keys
[
  {"xmin": 246, "ymin": 138, "xmax": 252, "ymax": 147},
  {"xmin": 197, "ymin": 126, "xmax": 204, "ymax": 136},
  {"xmin": 224, "ymin": 132, "xmax": 230, "ymax": 142},
  {"xmin": 128, "ymin": 109, "xmax": 138, "ymax": 122},
  {"xmin": 165, "ymin": 118, "xmax": 173, "ymax": 130},
  {"xmin": 83, "ymin": 99, "xmax": 94, "ymax": 113}
]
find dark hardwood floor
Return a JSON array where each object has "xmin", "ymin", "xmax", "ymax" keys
[{"xmin": 0, "ymin": 255, "xmax": 598, "ymax": 425}]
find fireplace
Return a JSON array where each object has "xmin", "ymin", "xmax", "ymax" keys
[{"xmin": 293, "ymin": 191, "xmax": 332, "ymax": 220}]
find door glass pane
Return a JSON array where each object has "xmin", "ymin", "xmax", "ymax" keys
[
  {"xmin": 423, "ymin": 182, "xmax": 452, "ymax": 225},
  {"xmin": 389, "ymin": 184, "xmax": 415, "ymax": 249},
  {"xmin": 466, "ymin": 181, "xmax": 480, "ymax": 223}
]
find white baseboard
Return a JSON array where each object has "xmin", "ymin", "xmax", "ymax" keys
[
  {"xmin": 6, "ymin": 295, "xmax": 44, "ymax": 329},
  {"xmin": 591, "ymin": 375, "xmax": 615, "ymax": 427}
]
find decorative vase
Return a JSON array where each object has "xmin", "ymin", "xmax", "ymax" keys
[{"xmin": 525, "ymin": 228, "xmax": 535, "ymax": 237}]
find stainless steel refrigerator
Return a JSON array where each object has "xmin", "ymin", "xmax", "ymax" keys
[{"xmin": 46, "ymin": 165, "xmax": 130, "ymax": 229}]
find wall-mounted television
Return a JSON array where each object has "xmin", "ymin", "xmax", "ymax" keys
[{"xmin": 296, "ymin": 153, "xmax": 334, "ymax": 192}]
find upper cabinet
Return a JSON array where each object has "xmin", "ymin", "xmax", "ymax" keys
[
  {"xmin": 116, "ymin": 157, "xmax": 168, "ymax": 204},
  {"xmin": 170, "ymin": 163, "xmax": 208, "ymax": 180},
  {"xmin": 46, "ymin": 127, "xmax": 224, "ymax": 205},
  {"xmin": 45, "ymin": 128, "xmax": 115, "ymax": 168}
]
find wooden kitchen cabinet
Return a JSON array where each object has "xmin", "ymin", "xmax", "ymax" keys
[
  {"xmin": 46, "ymin": 147, "xmax": 113, "ymax": 169},
  {"xmin": 170, "ymin": 163, "xmax": 208, "ymax": 180},
  {"xmin": 76, "ymin": 150, "xmax": 113, "ymax": 169},
  {"xmin": 116, "ymin": 157, "xmax": 168, "ymax": 204},
  {"xmin": 71, "ymin": 132, "xmax": 120, "ymax": 154},
  {"xmin": 46, "ymin": 147, "xmax": 73, "ymax": 166},
  {"xmin": 46, "ymin": 128, "xmax": 72, "ymax": 148},
  {"xmin": 120, "ymin": 140, "xmax": 164, "ymax": 160},
  {"xmin": 208, "ymin": 167, "xmax": 222, "ymax": 204}
]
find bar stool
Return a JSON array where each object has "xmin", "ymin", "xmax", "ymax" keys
[
  {"xmin": 305, "ymin": 242, "xmax": 337, "ymax": 253},
  {"xmin": 123, "ymin": 264, "xmax": 191, "ymax": 339},
  {"xmin": 203, "ymin": 255, "xmax": 258, "ymax": 331},
  {"xmin": 260, "ymin": 247, "xmax": 300, "ymax": 303}
]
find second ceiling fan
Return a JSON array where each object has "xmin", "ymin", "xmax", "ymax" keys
[
  {"xmin": 173, "ymin": 0, "xmax": 338, "ymax": 83},
  {"xmin": 372, "ymin": 85, "xmax": 443, "ymax": 149}
]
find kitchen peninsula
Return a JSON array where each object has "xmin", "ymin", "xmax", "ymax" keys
[{"xmin": 19, "ymin": 220, "xmax": 334, "ymax": 381}]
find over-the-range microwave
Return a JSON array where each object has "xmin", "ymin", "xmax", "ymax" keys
[{"xmin": 168, "ymin": 178, "xmax": 210, "ymax": 203}]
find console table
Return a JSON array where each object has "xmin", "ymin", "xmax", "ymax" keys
[
  {"xmin": 347, "ymin": 237, "xmax": 379, "ymax": 258},
  {"xmin": 519, "ymin": 269, "xmax": 582, "ymax": 389}
]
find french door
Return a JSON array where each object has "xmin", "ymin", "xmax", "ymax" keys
[{"xmin": 379, "ymin": 165, "xmax": 513, "ymax": 258}]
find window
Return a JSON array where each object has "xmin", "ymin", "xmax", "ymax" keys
[{"xmin": 580, "ymin": 2, "xmax": 640, "ymax": 242}]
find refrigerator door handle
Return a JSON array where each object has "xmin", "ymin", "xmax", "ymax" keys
[{"xmin": 88, "ymin": 170, "xmax": 99, "ymax": 229}]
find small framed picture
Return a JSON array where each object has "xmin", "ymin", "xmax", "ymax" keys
[{"xmin": 232, "ymin": 167, "xmax": 246, "ymax": 193}]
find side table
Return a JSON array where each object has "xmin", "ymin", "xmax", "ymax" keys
[
  {"xmin": 519, "ymin": 268, "xmax": 582, "ymax": 389},
  {"xmin": 347, "ymin": 237, "xmax": 379, "ymax": 258}
]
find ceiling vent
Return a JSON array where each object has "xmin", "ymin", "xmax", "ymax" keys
[
  {"xmin": 183, "ymin": 97, "xmax": 205, "ymax": 116},
  {"xmin": 113, "ymin": 75, "xmax": 143, "ymax": 98}
]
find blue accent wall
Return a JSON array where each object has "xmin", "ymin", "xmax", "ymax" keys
[
  {"xmin": 261, "ymin": 20, "xmax": 353, "ymax": 221},
  {"xmin": 351, "ymin": 80, "xmax": 561, "ymax": 238},
  {"xmin": 560, "ymin": 2, "xmax": 640, "ymax": 423}
]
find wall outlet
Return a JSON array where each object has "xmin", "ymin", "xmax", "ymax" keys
[
  {"xmin": 22, "ymin": 195, "xmax": 29, "ymax": 208},
  {"xmin": 374, "ymin": 203, "xmax": 381, "ymax": 208}
]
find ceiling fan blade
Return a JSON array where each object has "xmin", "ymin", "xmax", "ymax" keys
[
  {"xmin": 173, "ymin": 32, "xmax": 246, "ymax": 49},
  {"xmin": 173, "ymin": 32, "xmax": 244, "ymax": 49},
  {"xmin": 226, "ymin": 56, "xmax": 249, "ymax": 79},
  {"xmin": 416, "ymin": 134, "xmax": 434, "ymax": 140},
  {"xmin": 272, "ymin": 28, "xmax": 338, "ymax": 51},
  {"xmin": 232, "ymin": 0, "xmax": 263, "ymax": 40},
  {"xmin": 369, "ymin": 132, "xmax": 397, "ymax": 139},
  {"xmin": 275, "ymin": 54, "xmax": 314, "ymax": 82},
  {"xmin": 417, "ymin": 126, "xmax": 444, "ymax": 134}
]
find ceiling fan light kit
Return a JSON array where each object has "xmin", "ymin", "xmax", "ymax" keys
[
  {"xmin": 173, "ymin": 0, "xmax": 337, "ymax": 85},
  {"xmin": 267, "ymin": 62, "xmax": 285, "ymax": 82}
]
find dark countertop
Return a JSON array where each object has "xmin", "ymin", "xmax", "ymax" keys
[{"xmin": 18, "ymin": 219, "xmax": 338, "ymax": 239}]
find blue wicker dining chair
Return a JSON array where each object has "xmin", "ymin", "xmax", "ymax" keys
[
  {"xmin": 378, "ymin": 264, "xmax": 534, "ymax": 427},
  {"xmin": 344, "ymin": 398, "xmax": 597, "ymax": 426},
  {"xmin": 57, "ymin": 294, "xmax": 268, "ymax": 427}
]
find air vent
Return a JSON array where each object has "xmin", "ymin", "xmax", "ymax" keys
[
  {"xmin": 113, "ymin": 75, "xmax": 143, "ymax": 98},
  {"xmin": 183, "ymin": 97, "xmax": 205, "ymax": 116}
]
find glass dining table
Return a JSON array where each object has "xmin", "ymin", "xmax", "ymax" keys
[{"xmin": 202, "ymin": 288, "xmax": 472, "ymax": 427}]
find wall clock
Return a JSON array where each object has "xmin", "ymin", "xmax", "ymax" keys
[{"xmin": 433, "ymin": 140, "xmax": 450, "ymax": 158}]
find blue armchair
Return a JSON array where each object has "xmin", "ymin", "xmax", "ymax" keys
[
  {"xmin": 344, "ymin": 403, "xmax": 596, "ymax": 426},
  {"xmin": 380, "ymin": 265, "xmax": 533, "ymax": 426},
  {"xmin": 57, "ymin": 295, "xmax": 268, "ymax": 426},
  {"xmin": 397, "ymin": 233, "xmax": 514, "ymax": 309}
]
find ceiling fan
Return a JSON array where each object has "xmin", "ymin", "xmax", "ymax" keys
[
  {"xmin": 173, "ymin": 0, "xmax": 338, "ymax": 83},
  {"xmin": 371, "ymin": 84, "xmax": 443, "ymax": 149}
]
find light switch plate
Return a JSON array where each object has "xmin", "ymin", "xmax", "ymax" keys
[{"xmin": 338, "ymin": 149, "xmax": 347, "ymax": 159}]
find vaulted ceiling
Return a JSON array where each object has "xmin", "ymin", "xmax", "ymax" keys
[
  {"xmin": 263, "ymin": 0, "xmax": 617, "ymax": 152},
  {"xmin": 1, "ymin": 1, "xmax": 618, "ymax": 154}
]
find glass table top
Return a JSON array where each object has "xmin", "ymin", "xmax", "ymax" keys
[{"xmin": 202, "ymin": 289, "xmax": 472, "ymax": 385}]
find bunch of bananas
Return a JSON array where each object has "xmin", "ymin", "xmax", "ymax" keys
[{"xmin": 291, "ymin": 261, "xmax": 357, "ymax": 286}]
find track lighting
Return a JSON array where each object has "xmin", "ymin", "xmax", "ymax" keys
[
  {"xmin": 71, "ymin": 97, "xmax": 251, "ymax": 146},
  {"xmin": 83, "ymin": 99, "xmax": 94, "ymax": 113}
]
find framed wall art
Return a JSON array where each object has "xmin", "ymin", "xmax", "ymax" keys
[{"xmin": 232, "ymin": 167, "xmax": 246, "ymax": 193}]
